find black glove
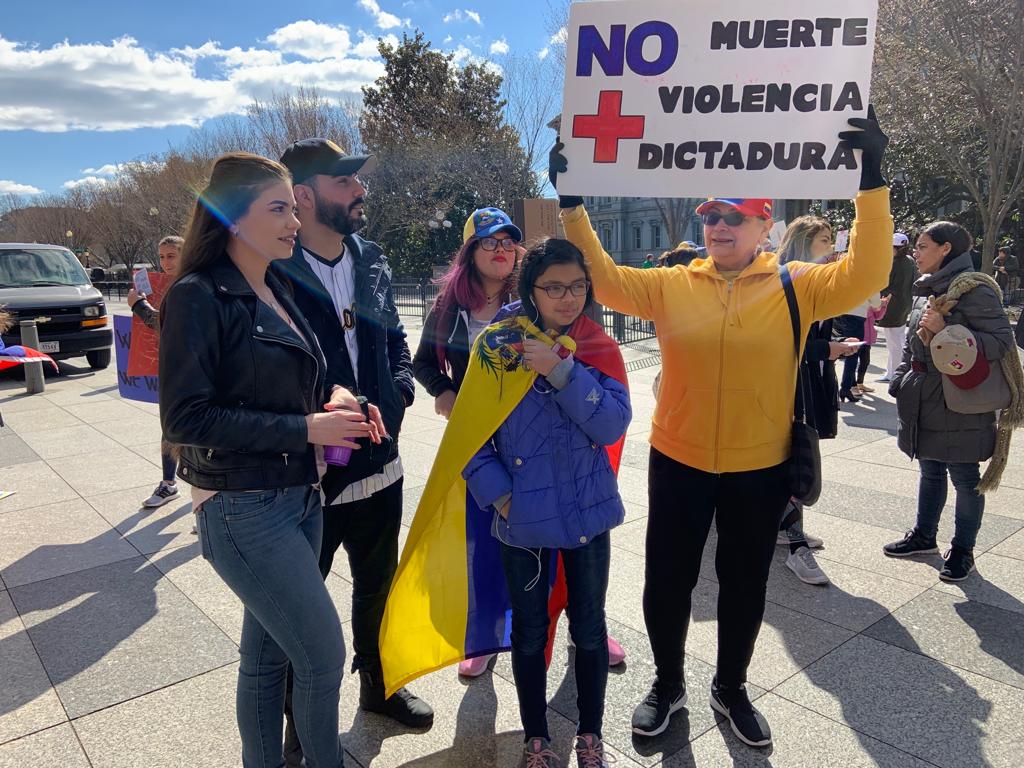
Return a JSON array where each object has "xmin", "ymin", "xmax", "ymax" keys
[
  {"xmin": 548, "ymin": 139, "xmax": 585, "ymax": 209},
  {"xmin": 839, "ymin": 104, "xmax": 889, "ymax": 191}
]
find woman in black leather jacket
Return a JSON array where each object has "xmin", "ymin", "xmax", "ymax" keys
[{"xmin": 159, "ymin": 152, "xmax": 375, "ymax": 768}]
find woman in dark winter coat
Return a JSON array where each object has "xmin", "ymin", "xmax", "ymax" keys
[
  {"xmin": 775, "ymin": 216, "xmax": 863, "ymax": 586},
  {"xmin": 884, "ymin": 221, "xmax": 1015, "ymax": 582}
]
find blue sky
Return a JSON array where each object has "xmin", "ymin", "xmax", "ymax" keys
[{"xmin": 0, "ymin": 0, "xmax": 563, "ymax": 195}]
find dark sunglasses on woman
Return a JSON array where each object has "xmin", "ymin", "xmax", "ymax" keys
[{"xmin": 701, "ymin": 211, "xmax": 748, "ymax": 227}]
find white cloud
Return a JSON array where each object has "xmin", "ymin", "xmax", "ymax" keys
[
  {"xmin": 265, "ymin": 20, "xmax": 351, "ymax": 60},
  {"xmin": 0, "ymin": 179, "xmax": 42, "ymax": 195},
  {"xmin": 489, "ymin": 39, "xmax": 509, "ymax": 55},
  {"xmin": 358, "ymin": 0, "xmax": 406, "ymax": 30},
  {"xmin": 538, "ymin": 47, "xmax": 550, "ymax": 60},
  {"xmin": 81, "ymin": 164, "xmax": 121, "ymax": 177},
  {"xmin": 550, "ymin": 27, "xmax": 567, "ymax": 45},
  {"xmin": 443, "ymin": 9, "xmax": 482, "ymax": 25},
  {"xmin": 62, "ymin": 176, "xmax": 110, "ymax": 190},
  {"xmin": 0, "ymin": 29, "xmax": 389, "ymax": 133},
  {"xmin": 443, "ymin": 34, "xmax": 453, "ymax": 44}
]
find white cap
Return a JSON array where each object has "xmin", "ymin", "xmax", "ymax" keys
[{"xmin": 893, "ymin": 232, "xmax": 909, "ymax": 247}]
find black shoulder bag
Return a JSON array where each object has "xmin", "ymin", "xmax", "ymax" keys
[{"xmin": 779, "ymin": 265, "xmax": 822, "ymax": 506}]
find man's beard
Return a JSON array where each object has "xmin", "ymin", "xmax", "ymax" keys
[{"xmin": 315, "ymin": 195, "xmax": 367, "ymax": 236}]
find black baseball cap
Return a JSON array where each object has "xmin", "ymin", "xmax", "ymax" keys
[{"xmin": 280, "ymin": 138, "xmax": 377, "ymax": 184}]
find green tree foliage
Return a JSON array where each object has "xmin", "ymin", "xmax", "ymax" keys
[{"xmin": 360, "ymin": 32, "xmax": 536, "ymax": 276}]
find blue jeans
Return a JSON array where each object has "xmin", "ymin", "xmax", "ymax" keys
[
  {"xmin": 916, "ymin": 459, "xmax": 985, "ymax": 551},
  {"xmin": 500, "ymin": 531, "xmax": 610, "ymax": 740},
  {"xmin": 196, "ymin": 486, "xmax": 344, "ymax": 768}
]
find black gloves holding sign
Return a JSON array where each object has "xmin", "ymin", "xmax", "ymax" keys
[
  {"xmin": 550, "ymin": 104, "xmax": 889, "ymax": 198},
  {"xmin": 839, "ymin": 104, "xmax": 888, "ymax": 191},
  {"xmin": 547, "ymin": 140, "xmax": 584, "ymax": 209}
]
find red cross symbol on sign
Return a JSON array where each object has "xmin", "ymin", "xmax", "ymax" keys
[{"xmin": 572, "ymin": 91, "xmax": 646, "ymax": 163}]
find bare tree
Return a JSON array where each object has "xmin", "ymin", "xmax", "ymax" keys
[
  {"xmin": 501, "ymin": 53, "xmax": 562, "ymax": 188},
  {"xmin": 653, "ymin": 198, "xmax": 699, "ymax": 248},
  {"xmin": 874, "ymin": 0, "xmax": 1024, "ymax": 272}
]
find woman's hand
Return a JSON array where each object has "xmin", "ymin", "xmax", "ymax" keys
[
  {"xmin": 920, "ymin": 308, "xmax": 946, "ymax": 335},
  {"xmin": 127, "ymin": 288, "xmax": 143, "ymax": 308},
  {"xmin": 828, "ymin": 341, "xmax": 856, "ymax": 360},
  {"xmin": 498, "ymin": 499, "xmax": 511, "ymax": 520},
  {"xmin": 838, "ymin": 104, "xmax": 889, "ymax": 190},
  {"xmin": 324, "ymin": 387, "xmax": 384, "ymax": 443},
  {"xmin": 547, "ymin": 139, "xmax": 585, "ymax": 209},
  {"xmin": 305, "ymin": 410, "xmax": 374, "ymax": 448},
  {"xmin": 522, "ymin": 339, "xmax": 562, "ymax": 376},
  {"xmin": 434, "ymin": 390, "xmax": 457, "ymax": 419}
]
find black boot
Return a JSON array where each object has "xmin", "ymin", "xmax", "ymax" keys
[{"xmin": 359, "ymin": 667, "xmax": 434, "ymax": 728}]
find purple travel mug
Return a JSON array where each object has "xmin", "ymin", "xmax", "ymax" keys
[{"xmin": 324, "ymin": 445, "xmax": 352, "ymax": 466}]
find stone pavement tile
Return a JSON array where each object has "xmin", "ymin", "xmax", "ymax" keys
[
  {"xmin": 339, "ymin": 655, "xmax": 639, "ymax": 768},
  {"xmin": 932, "ymin": 553, "xmax": 1024, "ymax": 616},
  {"xmin": 0, "ymin": 498, "xmax": 140, "ymax": 588},
  {"xmin": 614, "ymin": 465, "xmax": 649, "ymax": 508},
  {"xmin": 803, "ymin": 511, "xmax": 944, "ymax": 587},
  {"xmin": 86, "ymin": 485, "xmax": 195, "ymax": 555},
  {"xmin": 11, "ymin": 554, "xmax": 238, "ymax": 719},
  {"xmin": 401, "ymin": 413, "xmax": 447, "ymax": 440},
  {"xmin": 683, "ymin": 578, "xmax": 854, "ymax": 690},
  {"xmin": 72, "ymin": 665, "xmax": 245, "ymax": 768},
  {"xmin": 0, "ymin": 724, "xmax": 90, "ymax": 768},
  {"xmin": 0, "ymin": 590, "xmax": 67, "ymax": 745},
  {"xmin": 620, "ymin": 437, "xmax": 651, "ymax": 471},
  {"xmin": 17, "ymin": 423, "xmax": 122, "ymax": 460},
  {"xmin": 0, "ymin": 461, "xmax": 78, "ymax": 516},
  {"xmin": 669, "ymin": 693, "xmax": 933, "ymax": 767},
  {"xmin": 622, "ymin": 499, "xmax": 647, "ymax": 524},
  {"xmin": 0, "ymin": 390, "xmax": 54, "ymax": 414},
  {"xmin": 403, "ymin": 482, "xmax": 425, "ymax": 526},
  {"xmin": 122, "ymin": 399, "xmax": 160, "ymax": 416},
  {"xmin": 41, "ymin": 385, "xmax": 114, "ymax": 407},
  {"xmin": 820, "ymin": 456, "xmax": 921, "ymax": 499},
  {"xmin": 493, "ymin": 616, "xmax": 764, "ymax": 767},
  {"xmin": 92, "ymin": 414, "xmax": 164, "ymax": 447},
  {"xmin": 775, "ymin": 634, "xmax": 1024, "ymax": 768},
  {"xmin": 46, "ymin": 446, "xmax": 160, "ymax": 497},
  {"xmin": 817, "ymin": 436, "xmax": 873, "ymax": 456},
  {"xmin": 974, "ymin": 485, "xmax": 1024, "ymax": 522},
  {"xmin": 62, "ymin": 399, "xmax": 143, "ymax": 425},
  {"xmin": 831, "ymin": 435, "xmax": 915, "ymax": 468},
  {"xmin": 399, "ymin": 435, "xmax": 442, "ymax": 480},
  {"xmin": 605, "ymin": 546, "xmax": 649, "ymax": 636},
  {"xmin": 864, "ymin": 589, "xmax": 1024, "ymax": 690},
  {"xmin": 991, "ymin": 528, "xmax": 1024, "ymax": 561},
  {"xmin": 0, "ymin": 407, "xmax": 84, "ymax": 434},
  {"xmin": 148, "ymin": 542, "xmax": 352, "ymax": 645},
  {"xmin": 0, "ymin": 429, "xmax": 38, "ymax": 468},
  {"xmin": 612, "ymin": 518, "xmax": 718, "ymax": 583}
]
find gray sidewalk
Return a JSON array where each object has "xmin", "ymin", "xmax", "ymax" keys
[{"xmin": 2, "ymin": 314, "xmax": 1023, "ymax": 767}]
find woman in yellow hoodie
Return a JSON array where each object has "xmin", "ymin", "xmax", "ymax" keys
[{"xmin": 548, "ymin": 108, "xmax": 893, "ymax": 749}]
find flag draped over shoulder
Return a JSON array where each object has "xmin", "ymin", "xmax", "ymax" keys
[{"xmin": 380, "ymin": 311, "xmax": 627, "ymax": 697}]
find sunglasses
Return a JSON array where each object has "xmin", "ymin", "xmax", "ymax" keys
[
  {"xmin": 479, "ymin": 237, "xmax": 518, "ymax": 251},
  {"xmin": 535, "ymin": 280, "xmax": 590, "ymax": 299},
  {"xmin": 701, "ymin": 210, "xmax": 748, "ymax": 227}
]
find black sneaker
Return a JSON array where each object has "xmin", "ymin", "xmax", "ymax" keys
[
  {"xmin": 631, "ymin": 679, "xmax": 686, "ymax": 736},
  {"xmin": 940, "ymin": 547, "xmax": 975, "ymax": 582},
  {"xmin": 359, "ymin": 669, "xmax": 434, "ymax": 728},
  {"xmin": 710, "ymin": 677, "xmax": 772, "ymax": 747},
  {"xmin": 882, "ymin": 528, "xmax": 939, "ymax": 558}
]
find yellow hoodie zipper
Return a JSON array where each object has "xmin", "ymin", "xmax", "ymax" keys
[{"xmin": 712, "ymin": 279, "xmax": 733, "ymax": 474}]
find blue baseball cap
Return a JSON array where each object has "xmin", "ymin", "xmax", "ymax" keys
[{"xmin": 463, "ymin": 207, "xmax": 523, "ymax": 244}]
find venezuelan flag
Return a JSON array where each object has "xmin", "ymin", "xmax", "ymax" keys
[{"xmin": 380, "ymin": 312, "xmax": 626, "ymax": 696}]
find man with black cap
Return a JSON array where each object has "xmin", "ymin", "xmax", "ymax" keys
[{"xmin": 275, "ymin": 138, "xmax": 433, "ymax": 752}]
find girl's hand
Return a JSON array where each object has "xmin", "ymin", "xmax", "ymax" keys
[
  {"xmin": 127, "ymin": 288, "xmax": 143, "ymax": 308},
  {"xmin": 305, "ymin": 410, "xmax": 373, "ymax": 448},
  {"xmin": 324, "ymin": 388, "xmax": 385, "ymax": 443},
  {"xmin": 434, "ymin": 390, "xmax": 457, "ymax": 419},
  {"xmin": 499, "ymin": 499, "xmax": 510, "ymax": 520},
  {"xmin": 920, "ymin": 308, "xmax": 946, "ymax": 334},
  {"xmin": 522, "ymin": 339, "xmax": 561, "ymax": 376}
]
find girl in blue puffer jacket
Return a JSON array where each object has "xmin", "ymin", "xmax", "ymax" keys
[{"xmin": 463, "ymin": 239, "xmax": 631, "ymax": 768}]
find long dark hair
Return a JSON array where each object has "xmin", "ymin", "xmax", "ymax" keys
[
  {"xmin": 172, "ymin": 152, "xmax": 292, "ymax": 289},
  {"xmin": 921, "ymin": 221, "xmax": 972, "ymax": 269},
  {"xmin": 517, "ymin": 238, "xmax": 594, "ymax": 324}
]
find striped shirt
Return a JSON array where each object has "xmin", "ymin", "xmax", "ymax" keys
[{"xmin": 326, "ymin": 455, "xmax": 403, "ymax": 505}]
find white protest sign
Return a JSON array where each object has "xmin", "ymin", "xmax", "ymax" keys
[{"xmin": 558, "ymin": 0, "xmax": 879, "ymax": 200}]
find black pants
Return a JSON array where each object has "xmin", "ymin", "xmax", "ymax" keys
[
  {"xmin": 644, "ymin": 448, "xmax": 789, "ymax": 690},
  {"xmin": 834, "ymin": 314, "xmax": 865, "ymax": 391},
  {"xmin": 284, "ymin": 478, "xmax": 404, "ymax": 763}
]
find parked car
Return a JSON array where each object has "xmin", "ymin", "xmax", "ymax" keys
[{"xmin": 0, "ymin": 243, "xmax": 113, "ymax": 369}]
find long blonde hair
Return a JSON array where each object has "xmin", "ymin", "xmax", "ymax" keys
[
  {"xmin": 777, "ymin": 216, "xmax": 832, "ymax": 265},
  {"xmin": 0, "ymin": 308, "xmax": 12, "ymax": 335}
]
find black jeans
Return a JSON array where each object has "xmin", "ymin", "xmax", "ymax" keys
[
  {"xmin": 644, "ymin": 448, "xmax": 789, "ymax": 690},
  {"xmin": 501, "ymin": 532, "xmax": 610, "ymax": 740},
  {"xmin": 284, "ymin": 478, "xmax": 404, "ymax": 763}
]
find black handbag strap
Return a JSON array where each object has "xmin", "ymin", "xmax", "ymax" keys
[{"xmin": 779, "ymin": 264, "xmax": 810, "ymax": 422}]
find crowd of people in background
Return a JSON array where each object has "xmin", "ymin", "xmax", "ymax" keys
[{"xmin": 101, "ymin": 102, "xmax": 1023, "ymax": 768}]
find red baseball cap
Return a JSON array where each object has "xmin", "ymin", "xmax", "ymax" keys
[
  {"xmin": 696, "ymin": 198, "xmax": 773, "ymax": 219},
  {"xmin": 931, "ymin": 325, "xmax": 990, "ymax": 389}
]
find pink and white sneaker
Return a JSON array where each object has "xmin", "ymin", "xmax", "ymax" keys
[
  {"xmin": 568, "ymin": 636, "xmax": 627, "ymax": 667},
  {"xmin": 457, "ymin": 653, "xmax": 493, "ymax": 677}
]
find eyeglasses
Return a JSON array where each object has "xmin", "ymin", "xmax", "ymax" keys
[
  {"xmin": 535, "ymin": 280, "xmax": 590, "ymax": 299},
  {"xmin": 479, "ymin": 237, "xmax": 518, "ymax": 251},
  {"xmin": 701, "ymin": 211, "xmax": 747, "ymax": 227}
]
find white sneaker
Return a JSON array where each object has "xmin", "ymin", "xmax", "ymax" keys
[
  {"xmin": 786, "ymin": 546, "xmax": 830, "ymax": 585},
  {"xmin": 776, "ymin": 529, "xmax": 824, "ymax": 549},
  {"xmin": 143, "ymin": 482, "xmax": 180, "ymax": 508}
]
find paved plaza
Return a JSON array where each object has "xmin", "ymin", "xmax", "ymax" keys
[{"xmin": 2, "ymin": 305, "xmax": 1024, "ymax": 768}]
